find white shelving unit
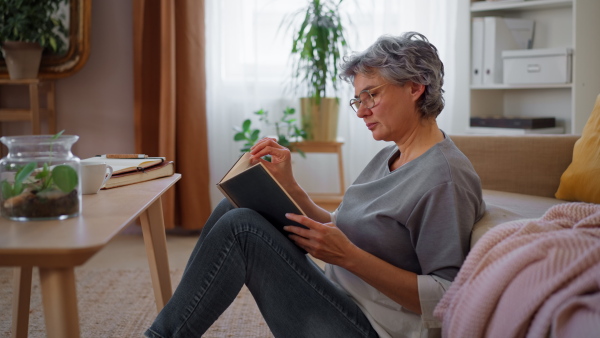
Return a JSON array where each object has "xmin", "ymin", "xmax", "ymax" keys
[{"xmin": 462, "ymin": 0, "xmax": 600, "ymax": 135}]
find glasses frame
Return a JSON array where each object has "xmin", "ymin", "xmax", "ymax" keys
[{"xmin": 349, "ymin": 83, "xmax": 388, "ymax": 112}]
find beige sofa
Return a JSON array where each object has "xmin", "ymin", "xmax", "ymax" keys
[{"xmin": 450, "ymin": 134, "xmax": 580, "ymax": 247}]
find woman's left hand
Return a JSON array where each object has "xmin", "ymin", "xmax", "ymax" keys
[{"xmin": 284, "ymin": 213, "xmax": 357, "ymax": 266}]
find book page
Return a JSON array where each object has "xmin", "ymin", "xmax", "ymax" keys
[
  {"xmin": 81, "ymin": 157, "xmax": 165, "ymax": 175},
  {"xmin": 221, "ymin": 153, "xmax": 255, "ymax": 182}
]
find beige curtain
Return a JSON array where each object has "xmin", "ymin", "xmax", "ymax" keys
[{"xmin": 132, "ymin": 0, "xmax": 211, "ymax": 229}]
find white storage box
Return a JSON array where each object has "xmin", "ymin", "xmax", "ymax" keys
[{"xmin": 502, "ymin": 48, "xmax": 572, "ymax": 84}]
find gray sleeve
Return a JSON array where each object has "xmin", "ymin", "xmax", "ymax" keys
[{"xmin": 406, "ymin": 181, "xmax": 480, "ymax": 281}]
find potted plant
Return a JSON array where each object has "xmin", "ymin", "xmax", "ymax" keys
[
  {"xmin": 284, "ymin": 0, "xmax": 349, "ymax": 141},
  {"xmin": 233, "ymin": 107, "xmax": 307, "ymax": 160},
  {"xmin": 0, "ymin": 0, "xmax": 69, "ymax": 79}
]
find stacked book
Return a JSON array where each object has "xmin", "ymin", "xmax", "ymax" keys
[
  {"xmin": 81, "ymin": 155, "xmax": 175, "ymax": 189},
  {"xmin": 470, "ymin": 116, "xmax": 555, "ymax": 129},
  {"xmin": 469, "ymin": 116, "xmax": 563, "ymax": 135}
]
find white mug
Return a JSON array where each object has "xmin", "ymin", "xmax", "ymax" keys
[{"xmin": 81, "ymin": 162, "xmax": 113, "ymax": 194}]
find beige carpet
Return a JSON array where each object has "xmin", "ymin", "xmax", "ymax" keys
[{"xmin": 0, "ymin": 267, "xmax": 273, "ymax": 337}]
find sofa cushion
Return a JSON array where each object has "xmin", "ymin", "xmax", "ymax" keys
[
  {"xmin": 555, "ymin": 94, "xmax": 600, "ymax": 204},
  {"xmin": 451, "ymin": 135, "xmax": 578, "ymax": 198},
  {"xmin": 471, "ymin": 189, "xmax": 566, "ymax": 247}
]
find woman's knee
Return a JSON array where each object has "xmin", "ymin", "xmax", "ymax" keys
[
  {"xmin": 214, "ymin": 198, "xmax": 235, "ymax": 214},
  {"xmin": 212, "ymin": 208, "xmax": 288, "ymax": 247},
  {"xmin": 217, "ymin": 207, "xmax": 267, "ymax": 230}
]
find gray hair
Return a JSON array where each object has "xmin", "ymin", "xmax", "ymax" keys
[{"xmin": 340, "ymin": 32, "xmax": 445, "ymax": 119}]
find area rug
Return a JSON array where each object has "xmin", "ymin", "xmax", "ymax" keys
[{"xmin": 0, "ymin": 267, "xmax": 273, "ymax": 337}]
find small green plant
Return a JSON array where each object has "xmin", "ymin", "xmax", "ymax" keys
[
  {"xmin": 233, "ymin": 107, "xmax": 307, "ymax": 159},
  {"xmin": 0, "ymin": 130, "xmax": 78, "ymax": 200}
]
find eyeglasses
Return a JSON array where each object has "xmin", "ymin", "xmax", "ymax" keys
[{"xmin": 349, "ymin": 83, "xmax": 388, "ymax": 113}]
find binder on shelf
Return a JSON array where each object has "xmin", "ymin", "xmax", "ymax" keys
[
  {"xmin": 482, "ymin": 17, "xmax": 535, "ymax": 85},
  {"xmin": 471, "ymin": 17, "xmax": 485, "ymax": 85}
]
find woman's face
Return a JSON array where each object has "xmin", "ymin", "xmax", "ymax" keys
[{"xmin": 352, "ymin": 73, "xmax": 423, "ymax": 144}]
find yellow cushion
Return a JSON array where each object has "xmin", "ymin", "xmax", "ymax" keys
[{"xmin": 555, "ymin": 94, "xmax": 600, "ymax": 203}]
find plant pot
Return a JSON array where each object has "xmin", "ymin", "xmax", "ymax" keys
[
  {"xmin": 300, "ymin": 97, "xmax": 340, "ymax": 142},
  {"xmin": 0, "ymin": 135, "xmax": 81, "ymax": 221},
  {"xmin": 1, "ymin": 41, "xmax": 43, "ymax": 80}
]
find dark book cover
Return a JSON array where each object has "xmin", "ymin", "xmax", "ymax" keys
[
  {"xmin": 470, "ymin": 116, "xmax": 556, "ymax": 129},
  {"xmin": 217, "ymin": 154, "xmax": 307, "ymax": 248}
]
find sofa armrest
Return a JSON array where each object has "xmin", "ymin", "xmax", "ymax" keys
[{"xmin": 450, "ymin": 135, "xmax": 579, "ymax": 198}]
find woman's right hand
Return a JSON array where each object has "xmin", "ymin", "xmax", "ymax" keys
[{"xmin": 250, "ymin": 138, "xmax": 297, "ymax": 190}]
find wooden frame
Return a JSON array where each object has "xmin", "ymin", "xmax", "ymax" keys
[{"xmin": 0, "ymin": 0, "xmax": 92, "ymax": 79}]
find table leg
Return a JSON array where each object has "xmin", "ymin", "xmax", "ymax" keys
[
  {"xmin": 39, "ymin": 267, "xmax": 80, "ymax": 338},
  {"xmin": 140, "ymin": 197, "xmax": 173, "ymax": 311},
  {"xmin": 11, "ymin": 267, "xmax": 32, "ymax": 338}
]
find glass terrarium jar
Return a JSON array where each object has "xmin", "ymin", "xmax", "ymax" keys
[{"xmin": 0, "ymin": 135, "xmax": 81, "ymax": 221}]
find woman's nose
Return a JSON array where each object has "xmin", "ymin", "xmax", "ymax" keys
[{"xmin": 356, "ymin": 104, "xmax": 371, "ymax": 118}]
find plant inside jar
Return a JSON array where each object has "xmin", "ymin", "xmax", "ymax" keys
[{"xmin": 0, "ymin": 131, "xmax": 79, "ymax": 219}]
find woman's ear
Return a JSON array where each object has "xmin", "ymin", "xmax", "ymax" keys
[{"xmin": 408, "ymin": 82, "xmax": 426, "ymax": 101}]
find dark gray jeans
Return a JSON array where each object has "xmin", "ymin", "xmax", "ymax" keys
[{"xmin": 145, "ymin": 199, "xmax": 378, "ymax": 338}]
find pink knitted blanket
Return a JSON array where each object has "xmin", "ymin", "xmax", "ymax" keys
[{"xmin": 434, "ymin": 203, "xmax": 600, "ymax": 338}]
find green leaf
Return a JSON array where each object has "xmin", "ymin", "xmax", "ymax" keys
[
  {"xmin": 1, "ymin": 181, "xmax": 13, "ymax": 199},
  {"xmin": 233, "ymin": 132, "xmax": 247, "ymax": 141},
  {"xmin": 242, "ymin": 119, "xmax": 252, "ymax": 132},
  {"xmin": 15, "ymin": 162, "xmax": 36, "ymax": 185},
  {"xmin": 52, "ymin": 130, "xmax": 65, "ymax": 140},
  {"xmin": 250, "ymin": 129, "xmax": 261, "ymax": 142},
  {"xmin": 51, "ymin": 165, "xmax": 78, "ymax": 193},
  {"xmin": 278, "ymin": 136, "xmax": 289, "ymax": 145},
  {"xmin": 35, "ymin": 169, "xmax": 49, "ymax": 180},
  {"xmin": 13, "ymin": 181, "xmax": 23, "ymax": 197},
  {"xmin": 49, "ymin": 37, "xmax": 57, "ymax": 52},
  {"xmin": 40, "ymin": 163, "xmax": 51, "ymax": 179}
]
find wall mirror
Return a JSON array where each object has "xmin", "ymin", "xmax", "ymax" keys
[{"xmin": 0, "ymin": 0, "xmax": 91, "ymax": 79}]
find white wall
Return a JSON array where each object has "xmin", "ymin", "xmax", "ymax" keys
[{"xmin": 1, "ymin": 0, "xmax": 135, "ymax": 159}]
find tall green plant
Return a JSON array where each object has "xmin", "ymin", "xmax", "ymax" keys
[
  {"xmin": 0, "ymin": 0, "xmax": 69, "ymax": 53},
  {"xmin": 285, "ymin": 0, "xmax": 349, "ymax": 103}
]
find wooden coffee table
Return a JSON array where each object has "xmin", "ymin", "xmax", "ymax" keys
[{"xmin": 0, "ymin": 174, "xmax": 181, "ymax": 338}]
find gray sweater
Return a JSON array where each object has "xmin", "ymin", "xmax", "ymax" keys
[{"xmin": 325, "ymin": 135, "xmax": 485, "ymax": 337}]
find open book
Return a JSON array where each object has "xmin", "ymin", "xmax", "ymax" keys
[
  {"xmin": 217, "ymin": 153, "xmax": 307, "ymax": 245},
  {"xmin": 82, "ymin": 156, "xmax": 166, "ymax": 175}
]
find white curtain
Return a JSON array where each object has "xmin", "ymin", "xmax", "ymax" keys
[{"xmin": 205, "ymin": 0, "xmax": 460, "ymax": 207}]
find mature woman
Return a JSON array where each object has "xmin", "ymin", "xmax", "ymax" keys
[{"xmin": 146, "ymin": 32, "xmax": 485, "ymax": 338}]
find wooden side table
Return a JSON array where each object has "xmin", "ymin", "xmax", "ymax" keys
[
  {"xmin": 0, "ymin": 79, "xmax": 57, "ymax": 135},
  {"xmin": 1, "ymin": 174, "xmax": 181, "ymax": 338},
  {"xmin": 291, "ymin": 141, "xmax": 345, "ymax": 211}
]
